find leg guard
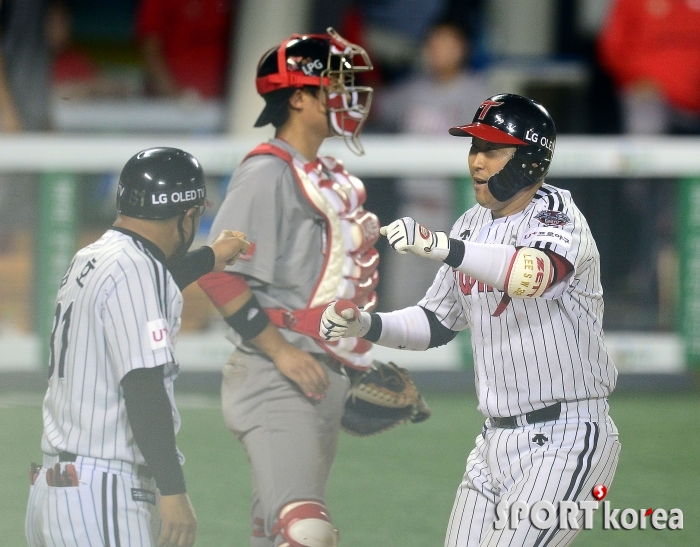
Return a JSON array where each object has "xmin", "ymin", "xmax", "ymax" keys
[{"xmin": 272, "ymin": 501, "xmax": 339, "ymax": 547}]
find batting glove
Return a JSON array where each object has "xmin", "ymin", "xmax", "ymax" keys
[
  {"xmin": 380, "ymin": 217, "xmax": 450, "ymax": 261},
  {"xmin": 320, "ymin": 300, "xmax": 372, "ymax": 341}
]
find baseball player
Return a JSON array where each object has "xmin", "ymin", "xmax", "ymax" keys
[
  {"xmin": 25, "ymin": 147, "xmax": 249, "ymax": 547},
  {"xmin": 320, "ymin": 94, "xmax": 621, "ymax": 547},
  {"xmin": 196, "ymin": 29, "xmax": 379, "ymax": 547}
]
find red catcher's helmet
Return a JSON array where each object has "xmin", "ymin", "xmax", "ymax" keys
[{"xmin": 254, "ymin": 27, "xmax": 373, "ymax": 155}]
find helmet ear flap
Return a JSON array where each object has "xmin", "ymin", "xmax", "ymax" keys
[
  {"xmin": 514, "ymin": 145, "xmax": 551, "ymax": 180},
  {"xmin": 487, "ymin": 154, "xmax": 526, "ymax": 202},
  {"xmin": 487, "ymin": 146, "xmax": 549, "ymax": 202}
]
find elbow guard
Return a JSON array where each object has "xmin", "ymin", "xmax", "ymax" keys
[
  {"xmin": 504, "ymin": 247, "xmax": 554, "ymax": 299},
  {"xmin": 422, "ymin": 307, "xmax": 458, "ymax": 348}
]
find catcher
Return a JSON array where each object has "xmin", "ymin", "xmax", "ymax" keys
[{"xmin": 197, "ymin": 28, "xmax": 428, "ymax": 547}]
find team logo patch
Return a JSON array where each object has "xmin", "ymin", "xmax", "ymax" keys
[
  {"xmin": 287, "ymin": 56, "xmax": 324, "ymax": 76},
  {"xmin": 131, "ymin": 488, "xmax": 156, "ymax": 505},
  {"xmin": 535, "ymin": 210, "xmax": 570, "ymax": 227},
  {"xmin": 147, "ymin": 319, "xmax": 171, "ymax": 350}
]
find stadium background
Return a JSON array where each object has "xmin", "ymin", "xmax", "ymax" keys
[{"xmin": 0, "ymin": 0, "xmax": 698, "ymax": 545}]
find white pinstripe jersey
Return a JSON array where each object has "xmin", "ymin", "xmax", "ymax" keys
[
  {"xmin": 418, "ymin": 183, "xmax": 617, "ymax": 418},
  {"xmin": 40, "ymin": 229, "xmax": 183, "ymax": 465}
]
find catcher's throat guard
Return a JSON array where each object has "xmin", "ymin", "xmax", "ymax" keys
[{"xmin": 341, "ymin": 361, "xmax": 431, "ymax": 436}]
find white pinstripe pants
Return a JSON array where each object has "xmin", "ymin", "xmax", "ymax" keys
[
  {"xmin": 25, "ymin": 456, "xmax": 160, "ymax": 547},
  {"xmin": 445, "ymin": 415, "xmax": 620, "ymax": 547}
]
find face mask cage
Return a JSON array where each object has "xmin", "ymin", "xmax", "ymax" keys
[{"xmin": 321, "ymin": 27, "xmax": 374, "ymax": 155}]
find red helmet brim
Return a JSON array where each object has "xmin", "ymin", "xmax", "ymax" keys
[{"xmin": 448, "ymin": 122, "xmax": 527, "ymax": 145}]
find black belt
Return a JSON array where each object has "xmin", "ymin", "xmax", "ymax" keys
[
  {"xmin": 58, "ymin": 451, "xmax": 153, "ymax": 480},
  {"xmin": 490, "ymin": 402, "xmax": 562, "ymax": 428}
]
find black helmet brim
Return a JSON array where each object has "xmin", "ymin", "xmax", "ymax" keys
[{"xmin": 254, "ymin": 88, "xmax": 296, "ymax": 127}]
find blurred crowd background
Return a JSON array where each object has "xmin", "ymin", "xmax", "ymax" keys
[{"xmin": 1, "ymin": 0, "xmax": 699, "ymax": 341}]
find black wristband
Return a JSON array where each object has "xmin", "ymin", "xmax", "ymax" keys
[
  {"xmin": 444, "ymin": 238, "xmax": 465, "ymax": 268},
  {"xmin": 168, "ymin": 246, "xmax": 215, "ymax": 289},
  {"xmin": 363, "ymin": 313, "xmax": 383, "ymax": 343},
  {"xmin": 225, "ymin": 294, "xmax": 270, "ymax": 340}
]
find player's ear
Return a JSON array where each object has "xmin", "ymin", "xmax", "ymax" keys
[
  {"xmin": 184, "ymin": 206, "xmax": 202, "ymax": 219},
  {"xmin": 288, "ymin": 88, "xmax": 307, "ymax": 111}
]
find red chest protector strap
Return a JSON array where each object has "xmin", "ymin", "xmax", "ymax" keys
[{"xmin": 244, "ymin": 143, "xmax": 294, "ymax": 164}]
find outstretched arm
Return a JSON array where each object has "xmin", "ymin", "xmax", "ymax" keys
[
  {"xmin": 320, "ymin": 300, "xmax": 457, "ymax": 351},
  {"xmin": 169, "ymin": 231, "xmax": 249, "ymax": 289},
  {"xmin": 381, "ymin": 217, "xmax": 573, "ymax": 298}
]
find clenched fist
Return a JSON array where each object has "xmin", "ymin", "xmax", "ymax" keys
[
  {"xmin": 319, "ymin": 300, "xmax": 371, "ymax": 341},
  {"xmin": 209, "ymin": 230, "xmax": 250, "ymax": 271},
  {"xmin": 380, "ymin": 217, "xmax": 450, "ymax": 261}
]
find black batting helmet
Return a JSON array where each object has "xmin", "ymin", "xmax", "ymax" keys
[
  {"xmin": 117, "ymin": 147, "xmax": 206, "ymax": 220},
  {"xmin": 449, "ymin": 94, "xmax": 556, "ymax": 201},
  {"xmin": 254, "ymin": 27, "xmax": 373, "ymax": 155}
]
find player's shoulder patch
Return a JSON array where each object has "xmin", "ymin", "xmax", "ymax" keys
[
  {"xmin": 147, "ymin": 318, "xmax": 172, "ymax": 351},
  {"xmin": 535, "ymin": 210, "xmax": 571, "ymax": 227}
]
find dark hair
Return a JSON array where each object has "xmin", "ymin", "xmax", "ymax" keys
[{"xmin": 269, "ymin": 86, "xmax": 320, "ymax": 130}]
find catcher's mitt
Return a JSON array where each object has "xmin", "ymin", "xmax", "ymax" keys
[{"xmin": 341, "ymin": 361, "xmax": 431, "ymax": 436}]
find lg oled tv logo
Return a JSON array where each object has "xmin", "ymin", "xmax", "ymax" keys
[{"xmin": 493, "ymin": 485, "xmax": 683, "ymax": 531}]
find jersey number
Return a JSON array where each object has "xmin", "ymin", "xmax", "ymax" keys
[{"xmin": 48, "ymin": 302, "xmax": 73, "ymax": 380}]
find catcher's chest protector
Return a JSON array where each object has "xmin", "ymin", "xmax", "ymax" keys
[{"xmin": 244, "ymin": 143, "xmax": 380, "ymax": 370}]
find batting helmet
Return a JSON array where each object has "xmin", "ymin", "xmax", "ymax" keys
[
  {"xmin": 449, "ymin": 94, "xmax": 556, "ymax": 201},
  {"xmin": 117, "ymin": 147, "xmax": 206, "ymax": 220},
  {"xmin": 254, "ymin": 27, "xmax": 373, "ymax": 155}
]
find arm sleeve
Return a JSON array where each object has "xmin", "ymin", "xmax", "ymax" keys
[
  {"xmin": 168, "ymin": 246, "xmax": 215, "ymax": 290},
  {"xmin": 444, "ymin": 239, "xmax": 515, "ymax": 291},
  {"xmin": 365, "ymin": 305, "xmax": 431, "ymax": 350},
  {"xmin": 197, "ymin": 270, "xmax": 250, "ymax": 308},
  {"xmin": 363, "ymin": 306, "xmax": 457, "ymax": 350},
  {"xmin": 121, "ymin": 366, "xmax": 186, "ymax": 495}
]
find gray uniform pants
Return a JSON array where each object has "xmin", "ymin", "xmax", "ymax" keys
[{"xmin": 222, "ymin": 349, "xmax": 350, "ymax": 547}]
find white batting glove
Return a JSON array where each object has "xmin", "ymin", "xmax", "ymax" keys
[
  {"xmin": 380, "ymin": 217, "xmax": 450, "ymax": 261},
  {"xmin": 319, "ymin": 300, "xmax": 371, "ymax": 341}
]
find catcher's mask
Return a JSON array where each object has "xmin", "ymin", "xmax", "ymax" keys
[
  {"xmin": 449, "ymin": 93, "xmax": 556, "ymax": 202},
  {"xmin": 254, "ymin": 27, "xmax": 373, "ymax": 155}
]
